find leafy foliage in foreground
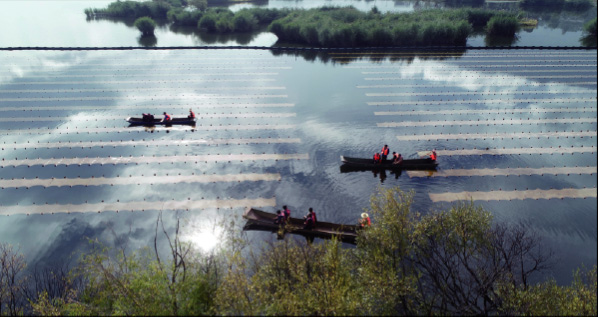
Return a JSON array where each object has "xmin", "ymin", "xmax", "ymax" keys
[{"xmin": 8, "ymin": 188, "xmax": 597, "ymax": 316}]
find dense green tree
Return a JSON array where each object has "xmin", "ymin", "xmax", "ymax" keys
[
  {"xmin": 486, "ymin": 14, "xmax": 520, "ymax": 36},
  {"xmin": 134, "ymin": 16, "xmax": 157, "ymax": 35},
  {"xmin": 585, "ymin": 17, "xmax": 597, "ymax": 36}
]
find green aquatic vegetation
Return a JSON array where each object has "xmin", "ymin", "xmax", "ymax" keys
[
  {"xmin": 486, "ymin": 14, "xmax": 521, "ymax": 37},
  {"xmin": 585, "ymin": 18, "xmax": 597, "ymax": 36},
  {"xmin": 134, "ymin": 16, "xmax": 157, "ymax": 35}
]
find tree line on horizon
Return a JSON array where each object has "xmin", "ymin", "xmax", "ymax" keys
[{"xmin": 1, "ymin": 187, "xmax": 596, "ymax": 316}]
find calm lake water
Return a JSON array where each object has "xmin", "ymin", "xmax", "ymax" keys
[{"xmin": 0, "ymin": 1, "xmax": 596, "ymax": 286}]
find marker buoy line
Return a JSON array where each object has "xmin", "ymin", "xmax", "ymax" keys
[
  {"xmin": 374, "ymin": 107, "xmax": 597, "ymax": 116},
  {"xmin": 2, "ymin": 78, "xmax": 278, "ymax": 85},
  {"xmin": 0, "ymin": 86, "xmax": 287, "ymax": 93},
  {"xmin": 396, "ymin": 130, "xmax": 596, "ymax": 141},
  {"xmin": 0, "ymin": 124, "xmax": 296, "ymax": 135},
  {"xmin": 368, "ymin": 97, "xmax": 597, "ymax": 106},
  {"xmin": 365, "ymin": 75, "xmax": 596, "ymax": 81},
  {"xmin": 366, "ymin": 90, "xmax": 596, "ymax": 97},
  {"xmin": 0, "ymin": 153, "xmax": 310, "ymax": 168},
  {"xmin": 0, "ymin": 94, "xmax": 289, "ymax": 102},
  {"xmin": 419, "ymin": 146, "xmax": 596, "ymax": 156},
  {"xmin": 377, "ymin": 118, "xmax": 596, "ymax": 127},
  {"xmin": 0, "ymin": 103, "xmax": 295, "ymax": 112},
  {"xmin": 0, "ymin": 173, "xmax": 282, "ymax": 188},
  {"xmin": 429, "ymin": 188, "xmax": 597, "ymax": 202},
  {"xmin": 357, "ymin": 82, "xmax": 598, "ymax": 89},
  {"xmin": 407, "ymin": 166, "xmax": 597, "ymax": 178},
  {"xmin": 0, "ymin": 197, "xmax": 277, "ymax": 216},
  {"xmin": 0, "ymin": 112, "xmax": 297, "ymax": 122},
  {"xmin": 2, "ymin": 137, "xmax": 302, "ymax": 150}
]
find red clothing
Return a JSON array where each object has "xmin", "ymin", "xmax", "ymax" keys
[
  {"xmin": 164, "ymin": 113, "xmax": 172, "ymax": 121},
  {"xmin": 188, "ymin": 111, "xmax": 195, "ymax": 119},
  {"xmin": 430, "ymin": 152, "xmax": 437, "ymax": 161},
  {"xmin": 381, "ymin": 147, "xmax": 389, "ymax": 156}
]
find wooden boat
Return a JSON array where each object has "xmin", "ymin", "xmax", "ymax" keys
[
  {"xmin": 126, "ymin": 116, "xmax": 196, "ymax": 126},
  {"xmin": 340, "ymin": 155, "xmax": 438, "ymax": 171},
  {"xmin": 243, "ymin": 208, "xmax": 359, "ymax": 244}
]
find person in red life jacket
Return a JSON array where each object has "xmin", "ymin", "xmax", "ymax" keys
[
  {"xmin": 303, "ymin": 207, "xmax": 317, "ymax": 230},
  {"xmin": 381, "ymin": 145, "xmax": 390, "ymax": 161},
  {"xmin": 188, "ymin": 109, "xmax": 195, "ymax": 119},
  {"xmin": 373, "ymin": 152, "xmax": 381, "ymax": 164},
  {"xmin": 359, "ymin": 212, "xmax": 371, "ymax": 228},
  {"xmin": 162, "ymin": 112, "xmax": 172, "ymax": 123},
  {"xmin": 430, "ymin": 149, "xmax": 437, "ymax": 161},
  {"xmin": 283, "ymin": 205, "xmax": 291, "ymax": 221},
  {"xmin": 392, "ymin": 152, "xmax": 403, "ymax": 165}
]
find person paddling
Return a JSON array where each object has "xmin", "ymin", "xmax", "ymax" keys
[
  {"xmin": 392, "ymin": 152, "xmax": 403, "ymax": 165},
  {"xmin": 162, "ymin": 112, "xmax": 172, "ymax": 123}
]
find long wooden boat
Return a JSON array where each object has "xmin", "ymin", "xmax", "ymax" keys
[
  {"xmin": 126, "ymin": 117, "xmax": 196, "ymax": 126},
  {"xmin": 341, "ymin": 155, "xmax": 438, "ymax": 171},
  {"xmin": 243, "ymin": 208, "xmax": 359, "ymax": 244}
]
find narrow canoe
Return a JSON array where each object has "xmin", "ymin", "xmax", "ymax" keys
[
  {"xmin": 126, "ymin": 117, "xmax": 196, "ymax": 126},
  {"xmin": 243, "ymin": 208, "xmax": 359, "ymax": 244},
  {"xmin": 341, "ymin": 155, "xmax": 438, "ymax": 171}
]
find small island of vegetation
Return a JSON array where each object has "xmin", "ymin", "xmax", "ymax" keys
[{"xmin": 86, "ymin": 0, "xmax": 564, "ymax": 47}]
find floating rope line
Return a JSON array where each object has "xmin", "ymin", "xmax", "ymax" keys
[
  {"xmin": 3, "ymin": 60, "xmax": 289, "ymax": 67},
  {"xmin": 378, "ymin": 118, "xmax": 597, "ymax": 127},
  {"xmin": 0, "ymin": 153, "xmax": 309, "ymax": 168},
  {"xmin": 396, "ymin": 130, "xmax": 596, "ymax": 141},
  {"xmin": 358, "ymin": 82, "xmax": 597, "ymax": 89},
  {"xmin": 428, "ymin": 188, "xmax": 597, "ymax": 202},
  {"xmin": 0, "ymin": 103, "xmax": 295, "ymax": 112},
  {"xmin": 329, "ymin": 52, "xmax": 597, "ymax": 57},
  {"xmin": 368, "ymin": 97, "xmax": 597, "ymax": 106},
  {"xmin": 1, "ymin": 137, "xmax": 302, "ymax": 150},
  {"xmin": 419, "ymin": 146, "xmax": 596, "ymax": 156},
  {"xmin": 3, "ymin": 78, "xmax": 278, "ymax": 85},
  {"xmin": 407, "ymin": 166, "xmax": 597, "ymax": 178},
  {"xmin": 0, "ymin": 112, "xmax": 297, "ymax": 122},
  {"xmin": 0, "ymin": 173, "xmax": 282, "ymax": 189},
  {"xmin": 346, "ymin": 63, "xmax": 596, "ymax": 69},
  {"xmin": 0, "ymin": 87, "xmax": 287, "ymax": 93},
  {"xmin": 362, "ymin": 70, "xmax": 597, "ymax": 74},
  {"xmin": 0, "ymin": 65, "xmax": 291, "ymax": 73},
  {"xmin": 0, "ymin": 124, "xmax": 295, "ymax": 135},
  {"xmin": 0, "ymin": 197, "xmax": 277, "ymax": 216},
  {"xmin": 365, "ymin": 75, "xmax": 597, "ymax": 80},
  {"xmin": 2, "ymin": 70, "xmax": 288, "ymax": 78},
  {"xmin": 366, "ymin": 90, "xmax": 596, "ymax": 97},
  {"xmin": 0, "ymin": 94, "xmax": 289, "ymax": 102},
  {"xmin": 374, "ymin": 107, "xmax": 597, "ymax": 116}
]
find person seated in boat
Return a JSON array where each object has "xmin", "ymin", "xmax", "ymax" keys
[
  {"xmin": 373, "ymin": 152, "xmax": 382, "ymax": 164},
  {"xmin": 161, "ymin": 112, "xmax": 172, "ymax": 123},
  {"xmin": 381, "ymin": 145, "xmax": 390, "ymax": 161},
  {"xmin": 303, "ymin": 207, "xmax": 317, "ymax": 230},
  {"xmin": 142, "ymin": 113, "xmax": 151, "ymax": 122},
  {"xmin": 359, "ymin": 212, "xmax": 371, "ymax": 228},
  {"xmin": 283, "ymin": 205, "xmax": 291, "ymax": 221},
  {"xmin": 188, "ymin": 109, "xmax": 195, "ymax": 119},
  {"xmin": 429, "ymin": 149, "xmax": 437, "ymax": 161},
  {"xmin": 274, "ymin": 210, "xmax": 286, "ymax": 225},
  {"xmin": 392, "ymin": 152, "xmax": 403, "ymax": 165}
]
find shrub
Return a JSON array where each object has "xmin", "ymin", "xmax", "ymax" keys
[
  {"xmin": 198, "ymin": 13, "xmax": 216, "ymax": 31},
  {"xmin": 167, "ymin": 8, "xmax": 203, "ymax": 26},
  {"xmin": 486, "ymin": 14, "xmax": 520, "ymax": 36},
  {"xmin": 134, "ymin": 16, "xmax": 157, "ymax": 35},
  {"xmin": 584, "ymin": 18, "xmax": 597, "ymax": 36},
  {"xmin": 232, "ymin": 10, "xmax": 258, "ymax": 32}
]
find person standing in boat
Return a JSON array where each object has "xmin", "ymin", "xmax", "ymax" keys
[
  {"xmin": 430, "ymin": 149, "xmax": 437, "ymax": 161},
  {"xmin": 381, "ymin": 145, "xmax": 390, "ymax": 161},
  {"xmin": 161, "ymin": 112, "xmax": 172, "ymax": 123},
  {"xmin": 359, "ymin": 212, "xmax": 371, "ymax": 228},
  {"xmin": 373, "ymin": 152, "xmax": 382, "ymax": 164},
  {"xmin": 303, "ymin": 207, "xmax": 317, "ymax": 230}
]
